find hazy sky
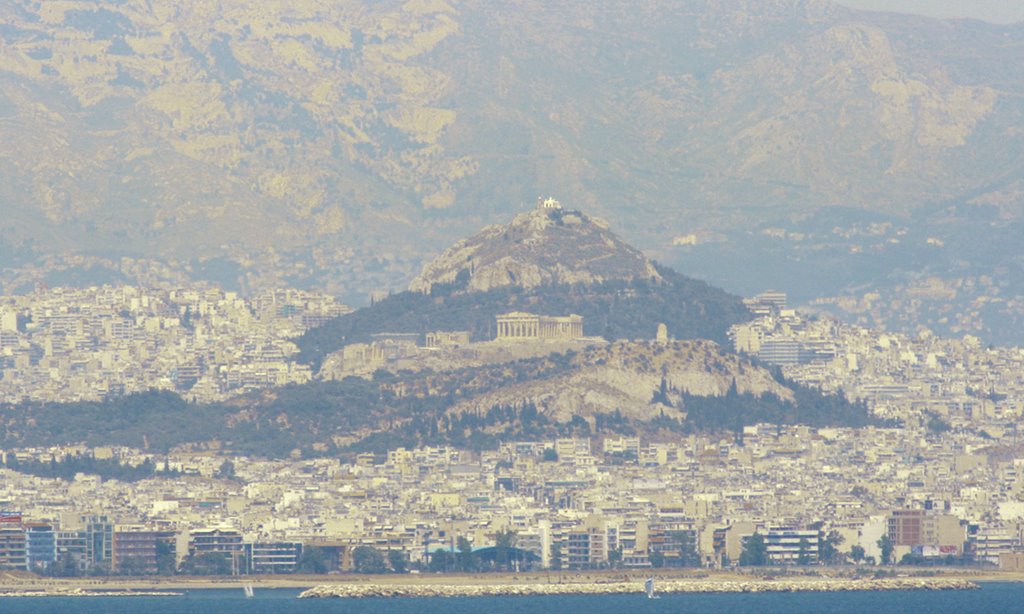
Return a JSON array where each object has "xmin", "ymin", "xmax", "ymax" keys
[{"xmin": 839, "ymin": 0, "xmax": 1024, "ymax": 24}]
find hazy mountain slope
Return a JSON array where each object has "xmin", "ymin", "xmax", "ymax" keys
[{"xmin": 1, "ymin": 0, "xmax": 1021, "ymax": 268}]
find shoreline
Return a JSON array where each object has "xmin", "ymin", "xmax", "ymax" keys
[
  {"xmin": 1, "ymin": 568, "xmax": 1020, "ymax": 596},
  {"xmin": 0, "ymin": 588, "xmax": 183, "ymax": 598},
  {"xmin": 298, "ymin": 577, "xmax": 980, "ymax": 598}
]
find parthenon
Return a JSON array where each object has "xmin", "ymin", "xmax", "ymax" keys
[{"xmin": 495, "ymin": 312, "xmax": 584, "ymax": 341}]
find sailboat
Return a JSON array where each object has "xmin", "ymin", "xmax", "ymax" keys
[
  {"xmin": 644, "ymin": 577, "xmax": 659, "ymax": 599},
  {"xmin": 243, "ymin": 584, "xmax": 254, "ymax": 599}
]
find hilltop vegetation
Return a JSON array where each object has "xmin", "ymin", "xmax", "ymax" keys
[
  {"xmin": 0, "ymin": 348, "xmax": 881, "ymax": 459},
  {"xmin": 2, "ymin": 452, "xmax": 183, "ymax": 483},
  {"xmin": 296, "ymin": 264, "xmax": 749, "ymax": 369}
]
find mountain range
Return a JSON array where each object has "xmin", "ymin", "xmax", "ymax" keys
[
  {"xmin": 1, "ymin": 0, "xmax": 1023, "ymax": 341},
  {"xmin": 2, "ymin": 2, "xmax": 1022, "ymax": 278}
]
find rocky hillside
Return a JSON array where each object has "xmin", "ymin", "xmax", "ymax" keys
[
  {"xmin": 409, "ymin": 205, "xmax": 660, "ymax": 293},
  {"xmin": 1, "ymin": 0, "xmax": 1022, "ymax": 293},
  {"xmin": 295, "ymin": 198, "xmax": 750, "ymax": 369},
  {"xmin": 0, "ymin": 341, "xmax": 875, "ymax": 457},
  {"xmin": 445, "ymin": 340, "xmax": 791, "ymax": 424}
]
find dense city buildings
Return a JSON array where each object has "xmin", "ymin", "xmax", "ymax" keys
[
  {"xmin": 3, "ymin": 286, "xmax": 1024, "ymax": 574},
  {"xmin": 729, "ymin": 293, "xmax": 1024, "ymax": 425},
  {"xmin": 0, "ymin": 286, "xmax": 349, "ymax": 403},
  {"xmin": 1, "ymin": 415, "xmax": 1022, "ymax": 574}
]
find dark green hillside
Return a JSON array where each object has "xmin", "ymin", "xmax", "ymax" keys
[
  {"xmin": 0, "ymin": 355, "xmax": 880, "ymax": 460},
  {"xmin": 296, "ymin": 263, "xmax": 750, "ymax": 369},
  {"xmin": 0, "ymin": 390, "xmax": 224, "ymax": 452},
  {"xmin": 680, "ymin": 382, "xmax": 880, "ymax": 433},
  {"xmin": 0, "ymin": 354, "xmax": 579, "ymax": 457}
]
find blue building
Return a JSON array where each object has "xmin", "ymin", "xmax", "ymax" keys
[{"xmin": 25, "ymin": 523, "xmax": 56, "ymax": 570}]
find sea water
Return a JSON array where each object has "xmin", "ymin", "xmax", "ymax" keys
[{"xmin": 2, "ymin": 583, "xmax": 1021, "ymax": 614}]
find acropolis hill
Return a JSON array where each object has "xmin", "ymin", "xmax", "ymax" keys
[
  {"xmin": 293, "ymin": 197, "xmax": 750, "ymax": 369},
  {"xmin": 409, "ymin": 198, "xmax": 662, "ymax": 294}
]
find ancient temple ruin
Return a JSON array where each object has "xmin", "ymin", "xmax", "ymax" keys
[{"xmin": 495, "ymin": 312, "xmax": 584, "ymax": 341}]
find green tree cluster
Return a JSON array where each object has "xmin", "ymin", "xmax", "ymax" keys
[
  {"xmin": 877, "ymin": 535, "xmax": 894, "ymax": 565},
  {"xmin": 549, "ymin": 543, "xmax": 563, "ymax": 570},
  {"xmin": 818, "ymin": 530, "xmax": 846, "ymax": 564},
  {"xmin": 3, "ymin": 452, "xmax": 180, "ymax": 482},
  {"xmin": 352, "ymin": 546, "xmax": 388, "ymax": 573},
  {"xmin": 179, "ymin": 552, "xmax": 233, "ymax": 575},
  {"xmin": 429, "ymin": 548, "xmax": 457, "ymax": 573},
  {"xmin": 681, "ymin": 378, "xmax": 880, "ymax": 434},
  {"xmin": 739, "ymin": 533, "xmax": 768, "ymax": 566},
  {"xmin": 296, "ymin": 546, "xmax": 330, "ymax": 574}
]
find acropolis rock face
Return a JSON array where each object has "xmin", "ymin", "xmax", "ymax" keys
[
  {"xmin": 446, "ymin": 340, "xmax": 792, "ymax": 424},
  {"xmin": 409, "ymin": 205, "xmax": 661, "ymax": 294}
]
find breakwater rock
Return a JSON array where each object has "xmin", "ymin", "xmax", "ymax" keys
[{"xmin": 298, "ymin": 577, "xmax": 979, "ymax": 598}]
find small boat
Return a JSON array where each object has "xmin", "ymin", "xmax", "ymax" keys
[
  {"xmin": 644, "ymin": 577, "xmax": 659, "ymax": 599},
  {"xmin": 244, "ymin": 584, "xmax": 254, "ymax": 599}
]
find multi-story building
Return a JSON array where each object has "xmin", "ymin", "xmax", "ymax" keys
[
  {"xmin": 757, "ymin": 339, "xmax": 804, "ymax": 366},
  {"xmin": 56, "ymin": 531, "xmax": 88, "ymax": 572},
  {"xmin": 189, "ymin": 528, "xmax": 246, "ymax": 575},
  {"xmin": 887, "ymin": 510, "xmax": 966, "ymax": 559},
  {"xmin": 25, "ymin": 522, "xmax": 56, "ymax": 571},
  {"xmin": 712, "ymin": 521, "xmax": 758, "ymax": 565},
  {"xmin": 0, "ymin": 527, "xmax": 27, "ymax": 570},
  {"xmin": 764, "ymin": 528, "xmax": 820, "ymax": 564},
  {"xmin": 649, "ymin": 526, "xmax": 699, "ymax": 567},
  {"xmin": 565, "ymin": 518, "xmax": 607, "ymax": 569},
  {"xmin": 971, "ymin": 528, "xmax": 1019, "ymax": 565},
  {"xmin": 744, "ymin": 291, "xmax": 787, "ymax": 316},
  {"xmin": 113, "ymin": 529, "xmax": 176, "ymax": 574},
  {"xmin": 84, "ymin": 515, "xmax": 114, "ymax": 569},
  {"xmin": 248, "ymin": 542, "xmax": 302, "ymax": 574}
]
